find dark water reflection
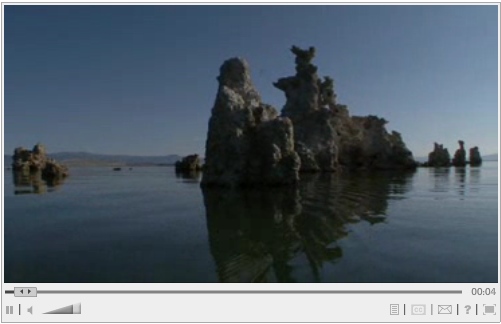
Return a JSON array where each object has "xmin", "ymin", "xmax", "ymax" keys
[
  {"xmin": 12, "ymin": 170, "xmax": 65, "ymax": 195},
  {"xmin": 454, "ymin": 167, "xmax": 466, "ymax": 197},
  {"xmin": 469, "ymin": 167, "xmax": 480, "ymax": 193},
  {"xmin": 202, "ymin": 171, "xmax": 415, "ymax": 283},
  {"xmin": 175, "ymin": 170, "xmax": 202, "ymax": 182},
  {"xmin": 430, "ymin": 167, "xmax": 450, "ymax": 193}
]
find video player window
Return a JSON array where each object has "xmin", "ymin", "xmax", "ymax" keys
[{"xmin": 2, "ymin": 2, "xmax": 499, "ymax": 323}]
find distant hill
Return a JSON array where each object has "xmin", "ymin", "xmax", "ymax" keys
[
  {"xmin": 483, "ymin": 153, "xmax": 498, "ymax": 161},
  {"xmin": 4, "ymin": 152, "xmax": 184, "ymax": 167}
]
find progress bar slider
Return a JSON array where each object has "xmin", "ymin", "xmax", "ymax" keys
[
  {"xmin": 44, "ymin": 303, "xmax": 81, "ymax": 314},
  {"xmin": 14, "ymin": 287, "xmax": 37, "ymax": 297}
]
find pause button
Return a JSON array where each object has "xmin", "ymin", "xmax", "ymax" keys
[{"xmin": 6, "ymin": 306, "xmax": 14, "ymax": 314}]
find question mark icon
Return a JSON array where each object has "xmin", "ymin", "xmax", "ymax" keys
[{"xmin": 465, "ymin": 305, "xmax": 471, "ymax": 314}]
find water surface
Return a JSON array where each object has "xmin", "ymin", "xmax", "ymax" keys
[{"xmin": 4, "ymin": 163, "xmax": 498, "ymax": 282}]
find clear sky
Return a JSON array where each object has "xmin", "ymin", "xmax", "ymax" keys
[{"xmin": 4, "ymin": 5, "xmax": 499, "ymax": 157}]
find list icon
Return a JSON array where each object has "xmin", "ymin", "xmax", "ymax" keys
[{"xmin": 390, "ymin": 304, "xmax": 399, "ymax": 315}]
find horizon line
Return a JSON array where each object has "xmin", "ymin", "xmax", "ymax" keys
[{"xmin": 3, "ymin": 151, "xmax": 499, "ymax": 159}]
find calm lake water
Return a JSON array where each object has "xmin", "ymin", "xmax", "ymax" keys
[{"xmin": 4, "ymin": 163, "xmax": 498, "ymax": 283}]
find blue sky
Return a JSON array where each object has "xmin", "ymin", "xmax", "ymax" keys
[{"xmin": 4, "ymin": 5, "xmax": 499, "ymax": 157}]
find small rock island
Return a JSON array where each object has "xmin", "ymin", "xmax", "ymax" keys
[
  {"xmin": 469, "ymin": 147, "xmax": 482, "ymax": 166},
  {"xmin": 427, "ymin": 143, "xmax": 451, "ymax": 167},
  {"xmin": 452, "ymin": 140, "xmax": 467, "ymax": 167},
  {"xmin": 175, "ymin": 154, "xmax": 203, "ymax": 173},
  {"xmin": 12, "ymin": 143, "xmax": 69, "ymax": 181},
  {"xmin": 201, "ymin": 46, "xmax": 417, "ymax": 187}
]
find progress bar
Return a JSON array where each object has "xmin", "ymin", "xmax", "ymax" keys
[{"xmin": 5, "ymin": 290, "xmax": 462, "ymax": 294}]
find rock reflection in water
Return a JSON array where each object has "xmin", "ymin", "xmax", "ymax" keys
[
  {"xmin": 12, "ymin": 170, "xmax": 65, "ymax": 195},
  {"xmin": 429, "ymin": 167, "xmax": 451, "ymax": 193},
  {"xmin": 175, "ymin": 170, "xmax": 202, "ymax": 182},
  {"xmin": 202, "ymin": 171, "xmax": 415, "ymax": 282},
  {"xmin": 454, "ymin": 167, "xmax": 466, "ymax": 197},
  {"xmin": 203, "ymin": 186, "xmax": 301, "ymax": 282},
  {"xmin": 469, "ymin": 167, "xmax": 480, "ymax": 194}
]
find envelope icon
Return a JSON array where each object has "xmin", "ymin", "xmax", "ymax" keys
[{"xmin": 438, "ymin": 305, "xmax": 452, "ymax": 314}]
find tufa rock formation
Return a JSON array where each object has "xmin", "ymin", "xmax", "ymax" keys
[
  {"xmin": 274, "ymin": 46, "xmax": 338, "ymax": 172},
  {"xmin": 12, "ymin": 143, "xmax": 68, "ymax": 181},
  {"xmin": 274, "ymin": 46, "xmax": 416, "ymax": 171},
  {"xmin": 469, "ymin": 146, "xmax": 482, "ymax": 166},
  {"xmin": 175, "ymin": 154, "xmax": 203, "ymax": 173},
  {"xmin": 201, "ymin": 58, "xmax": 300, "ymax": 188},
  {"xmin": 452, "ymin": 140, "xmax": 467, "ymax": 167},
  {"xmin": 427, "ymin": 142, "xmax": 451, "ymax": 167},
  {"xmin": 202, "ymin": 46, "xmax": 416, "ymax": 186}
]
